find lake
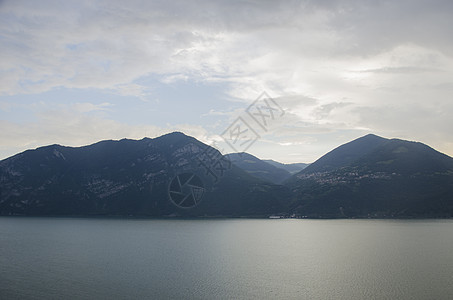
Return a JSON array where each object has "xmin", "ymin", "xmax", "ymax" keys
[{"xmin": 1, "ymin": 217, "xmax": 453, "ymax": 299}]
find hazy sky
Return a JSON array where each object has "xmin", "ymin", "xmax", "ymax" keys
[{"xmin": 1, "ymin": 0, "xmax": 453, "ymax": 163}]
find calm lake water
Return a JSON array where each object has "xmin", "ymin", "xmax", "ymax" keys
[{"xmin": 1, "ymin": 217, "xmax": 453, "ymax": 299}]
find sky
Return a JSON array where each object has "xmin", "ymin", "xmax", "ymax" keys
[{"xmin": 1, "ymin": 0, "xmax": 453, "ymax": 163}]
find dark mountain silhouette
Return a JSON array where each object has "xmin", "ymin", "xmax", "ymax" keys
[
  {"xmin": 262, "ymin": 160, "xmax": 308, "ymax": 174},
  {"xmin": 224, "ymin": 153, "xmax": 291, "ymax": 184},
  {"xmin": 1, "ymin": 132, "xmax": 452, "ymax": 218},
  {"xmin": 0, "ymin": 132, "xmax": 290, "ymax": 216},
  {"xmin": 301, "ymin": 134, "xmax": 387, "ymax": 173},
  {"xmin": 287, "ymin": 134, "xmax": 453, "ymax": 218}
]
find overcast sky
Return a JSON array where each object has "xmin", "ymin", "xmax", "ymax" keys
[{"xmin": 1, "ymin": 0, "xmax": 453, "ymax": 163}]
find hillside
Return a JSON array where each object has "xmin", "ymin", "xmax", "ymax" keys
[
  {"xmin": 263, "ymin": 160, "xmax": 308, "ymax": 174},
  {"xmin": 0, "ymin": 132, "xmax": 290, "ymax": 216},
  {"xmin": 301, "ymin": 134, "xmax": 387, "ymax": 173},
  {"xmin": 1, "ymin": 132, "xmax": 452, "ymax": 218},
  {"xmin": 225, "ymin": 153, "xmax": 291, "ymax": 184},
  {"xmin": 287, "ymin": 135, "xmax": 453, "ymax": 218}
]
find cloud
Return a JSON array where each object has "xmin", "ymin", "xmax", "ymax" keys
[
  {"xmin": 72, "ymin": 102, "xmax": 113, "ymax": 113},
  {"xmin": 3, "ymin": 0, "xmax": 453, "ymax": 99},
  {"xmin": 356, "ymin": 67, "xmax": 442, "ymax": 74},
  {"xmin": 0, "ymin": 110, "xmax": 159, "ymax": 158},
  {"xmin": 1, "ymin": 0, "xmax": 453, "ymax": 160},
  {"xmin": 0, "ymin": 105, "xmax": 221, "ymax": 160}
]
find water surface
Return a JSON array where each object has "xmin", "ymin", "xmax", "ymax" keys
[{"xmin": 1, "ymin": 217, "xmax": 453, "ymax": 299}]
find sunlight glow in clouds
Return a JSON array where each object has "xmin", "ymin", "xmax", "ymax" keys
[{"xmin": 1, "ymin": 0, "xmax": 453, "ymax": 163}]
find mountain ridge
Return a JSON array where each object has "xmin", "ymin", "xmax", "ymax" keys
[
  {"xmin": 224, "ymin": 152, "xmax": 292, "ymax": 184},
  {"xmin": 300, "ymin": 134, "xmax": 388, "ymax": 174},
  {"xmin": 0, "ymin": 132, "xmax": 290, "ymax": 216},
  {"xmin": 1, "ymin": 132, "xmax": 452, "ymax": 218},
  {"xmin": 288, "ymin": 134, "xmax": 453, "ymax": 217},
  {"xmin": 262, "ymin": 160, "xmax": 308, "ymax": 174}
]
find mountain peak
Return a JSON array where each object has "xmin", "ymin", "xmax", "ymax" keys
[
  {"xmin": 157, "ymin": 131, "xmax": 188, "ymax": 138},
  {"xmin": 362, "ymin": 133, "xmax": 386, "ymax": 140},
  {"xmin": 289, "ymin": 135, "xmax": 453, "ymax": 217},
  {"xmin": 225, "ymin": 152, "xmax": 292, "ymax": 184},
  {"xmin": 300, "ymin": 133, "xmax": 453, "ymax": 175},
  {"xmin": 302, "ymin": 134, "xmax": 388, "ymax": 173},
  {"xmin": 0, "ymin": 131, "xmax": 288, "ymax": 216},
  {"xmin": 152, "ymin": 131, "xmax": 198, "ymax": 145}
]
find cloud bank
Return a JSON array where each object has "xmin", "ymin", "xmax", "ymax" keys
[{"xmin": 1, "ymin": 0, "xmax": 453, "ymax": 162}]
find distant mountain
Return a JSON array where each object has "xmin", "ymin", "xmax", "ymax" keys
[
  {"xmin": 287, "ymin": 134, "xmax": 453, "ymax": 218},
  {"xmin": 225, "ymin": 153, "xmax": 291, "ymax": 184},
  {"xmin": 301, "ymin": 134, "xmax": 387, "ymax": 173},
  {"xmin": 2, "ymin": 132, "xmax": 452, "ymax": 218},
  {"xmin": 0, "ymin": 132, "xmax": 290, "ymax": 216},
  {"xmin": 263, "ymin": 160, "xmax": 308, "ymax": 174}
]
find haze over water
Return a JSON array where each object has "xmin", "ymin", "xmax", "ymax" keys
[{"xmin": 1, "ymin": 217, "xmax": 453, "ymax": 299}]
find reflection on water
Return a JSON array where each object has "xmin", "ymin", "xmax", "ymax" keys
[{"xmin": 1, "ymin": 217, "xmax": 453, "ymax": 299}]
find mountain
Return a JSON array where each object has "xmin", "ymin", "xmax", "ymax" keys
[
  {"xmin": 301, "ymin": 134, "xmax": 387, "ymax": 173},
  {"xmin": 0, "ymin": 132, "xmax": 290, "ymax": 216},
  {"xmin": 287, "ymin": 134, "xmax": 453, "ymax": 218},
  {"xmin": 2, "ymin": 132, "xmax": 453, "ymax": 218},
  {"xmin": 263, "ymin": 160, "xmax": 308, "ymax": 174},
  {"xmin": 225, "ymin": 153, "xmax": 291, "ymax": 184}
]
